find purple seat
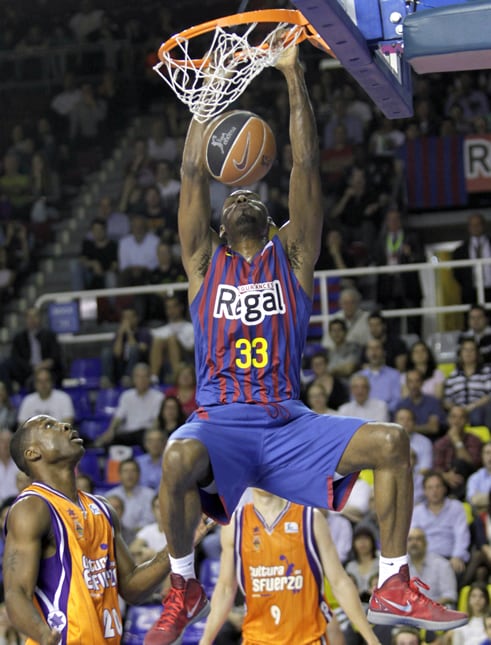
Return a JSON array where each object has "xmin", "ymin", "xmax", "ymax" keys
[
  {"xmin": 66, "ymin": 387, "xmax": 92, "ymax": 422},
  {"xmin": 94, "ymin": 387, "xmax": 123, "ymax": 418},
  {"xmin": 79, "ymin": 417, "xmax": 109, "ymax": 441},
  {"xmin": 69, "ymin": 358, "xmax": 102, "ymax": 389}
]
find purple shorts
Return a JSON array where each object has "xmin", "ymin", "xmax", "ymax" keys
[{"xmin": 170, "ymin": 399, "xmax": 365, "ymax": 523}]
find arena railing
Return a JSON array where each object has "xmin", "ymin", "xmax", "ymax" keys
[{"xmin": 34, "ymin": 257, "xmax": 491, "ymax": 347}]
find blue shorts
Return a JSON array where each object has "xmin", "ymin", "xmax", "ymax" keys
[{"xmin": 170, "ymin": 399, "xmax": 365, "ymax": 523}]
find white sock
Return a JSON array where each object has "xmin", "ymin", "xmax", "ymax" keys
[
  {"xmin": 378, "ymin": 555, "xmax": 408, "ymax": 587},
  {"xmin": 169, "ymin": 553, "xmax": 196, "ymax": 581}
]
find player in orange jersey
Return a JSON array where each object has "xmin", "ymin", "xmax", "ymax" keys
[
  {"xmin": 3, "ymin": 415, "xmax": 211, "ymax": 645},
  {"xmin": 199, "ymin": 489, "xmax": 381, "ymax": 645}
]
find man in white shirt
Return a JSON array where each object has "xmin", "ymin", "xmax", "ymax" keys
[
  {"xmin": 0, "ymin": 429, "xmax": 19, "ymax": 503},
  {"xmin": 17, "ymin": 368, "xmax": 74, "ymax": 424},
  {"xmin": 452, "ymin": 212, "xmax": 491, "ymax": 303},
  {"xmin": 118, "ymin": 214, "xmax": 159, "ymax": 286},
  {"xmin": 95, "ymin": 363, "xmax": 163, "ymax": 448},
  {"xmin": 466, "ymin": 441, "xmax": 491, "ymax": 507},
  {"xmin": 324, "ymin": 287, "xmax": 371, "ymax": 349},
  {"xmin": 150, "ymin": 296, "xmax": 194, "ymax": 383},
  {"xmin": 338, "ymin": 373, "xmax": 389, "ymax": 421}
]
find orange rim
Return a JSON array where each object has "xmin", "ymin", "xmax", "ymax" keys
[{"xmin": 157, "ymin": 9, "xmax": 333, "ymax": 67}]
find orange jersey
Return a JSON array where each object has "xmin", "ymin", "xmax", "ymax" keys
[
  {"xmin": 13, "ymin": 482, "xmax": 122, "ymax": 645},
  {"xmin": 235, "ymin": 502, "xmax": 331, "ymax": 645}
]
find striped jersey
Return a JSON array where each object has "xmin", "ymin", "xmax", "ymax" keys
[
  {"xmin": 443, "ymin": 365, "xmax": 491, "ymax": 405},
  {"xmin": 235, "ymin": 502, "xmax": 330, "ymax": 645},
  {"xmin": 11, "ymin": 482, "xmax": 122, "ymax": 644},
  {"xmin": 191, "ymin": 235, "xmax": 312, "ymax": 405}
]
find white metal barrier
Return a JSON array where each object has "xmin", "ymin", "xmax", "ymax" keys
[{"xmin": 34, "ymin": 257, "xmax": 491, "ymax": 346}]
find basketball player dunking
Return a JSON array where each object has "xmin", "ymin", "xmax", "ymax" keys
[{"xmin": 145, "ymin": 44, "xmax": 468, "ymax": 645}]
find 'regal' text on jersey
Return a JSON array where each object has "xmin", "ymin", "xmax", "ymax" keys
[{"xmin": 191, "ymin": 236, "xmax": 312, "ymax": 406}]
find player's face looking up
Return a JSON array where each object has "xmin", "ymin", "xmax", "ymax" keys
[{"xmin": 220, "ymin": 190, "xmax": 269, "ymax": 240}]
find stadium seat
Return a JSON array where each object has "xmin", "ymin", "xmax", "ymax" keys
[
  {"xmin": 66, "ymin": 387, "xmax": 92, "ymax": 422},
  {"xmin": 465, "ymin": 425, "xmax": 490, "ymax": 443},
  {"xmin": 77, "ymin": 447, "xmax": 105, "ymax": 485},
  {"xmin": 69, "ymin": 357, "xmax": 102, "ymax": 389},
  {"xmin": 94, "ymin": 387, "xmax": 123, "ymax": 418},
  {"xmin": 79, "ymin": 417, "xmax": 109, "ymax": 441},
  {"xmin": 457, "ymin": 584, "xmax": 491, "ymax": 612},
  {"xmin": 199, "ymin": 558, "xmax": 221, "ymax": 599},
  {"xmin": 122, "ymin": 605, "xmax": 162, "ymax": 644},
  {"xmin": 437, "ymin": 362, "xmax": 456, "ymax": 378},
  {"xmin": 181, "ymin": 620, "xmax": 206, "ymax": 644}
]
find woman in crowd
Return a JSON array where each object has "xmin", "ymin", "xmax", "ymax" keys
[
  {"xmin": 403, "ymin": 340, "xmax": 446, "ymax": 399},
  {"xmin": 152, "ymin": 395, "xmax": 186, "ymax": 435}
]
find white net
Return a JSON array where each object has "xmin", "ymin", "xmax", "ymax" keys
[{"xmin": 154, "ymin": 21, "xmax": 305, "ymax": 123}]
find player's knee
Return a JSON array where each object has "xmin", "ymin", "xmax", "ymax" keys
[
  {"xmin": 377, "ymin": 422, "xmax": 409, "ymax": 464},
  {"xmin": 162, "ymin": 438, "xmax": 209, "ymax": 485}
]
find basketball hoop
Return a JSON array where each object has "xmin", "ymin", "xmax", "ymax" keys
[{"xmin": 153, "ymin": 9, "xmax": 334, "ymax": 123}]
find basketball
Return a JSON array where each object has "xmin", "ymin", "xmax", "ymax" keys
[{"xmin": 203, "ymin": 110, "xmax": 276, "ymax": 186}]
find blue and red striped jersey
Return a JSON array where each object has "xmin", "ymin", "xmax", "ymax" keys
[{"xmin": 190, "ymin": 235, "xmax": 312, "ymax": 405}]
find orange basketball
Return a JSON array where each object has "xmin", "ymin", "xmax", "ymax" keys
[{"xmin": 203, "ymin": 110, "xmax": 276, "ymax": 186}]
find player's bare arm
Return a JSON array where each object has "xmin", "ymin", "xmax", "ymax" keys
[
  {"xmin": 178, "ymin": 117, "xmax": 221, "ymax": 302},
  {"xmin": 313, "ymin": 509, "xmax": 381, "ymax": 645},
  {"xmin": 199, "ymin": 522, "xmax": 238, "ymax": 645},
  {"xmin": 275, "ymin": 46, "xmax": 323, "ymax": 297},
  {"xmin": 4, "ymin": 497, "xmax": 61, "ymax": 645}
]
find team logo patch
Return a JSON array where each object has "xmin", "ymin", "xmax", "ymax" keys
[
  {"xmin": 213, "ymin": 280, "xmax": 285, "ymax": 325},
  {"xmin": 284, "ymin": 521, "xmax": 298, "ymax": 534},
  {"xmin": 89, "ymin": 503, "xmax": 102, "ymax": 515},
  {"xmin": 47, "ymin": 610, "xmax": 66, "ymax": 631}
]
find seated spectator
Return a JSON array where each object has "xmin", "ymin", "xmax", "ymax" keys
[
  {"xmin": 446, "ymin": 583, "xmax": 489, "ymax": 645},
  {"xmin": 305, "ymin": 381, "xmax": 336, "ymax": 415},
  {"xmin": 452, "ymin": 212, "xmax": 491, "ymax": 305},
  {"xmin": 0, "ymin": 383, "xmax": 16, "ymax": 430},
  {"xmin": 338, "ymin": 373, "xmax": 389, "ymax": 421},
  {"xmin": 320, "ymin": 123, "xmax": 354, "ymax": 194},
  {"xmin": 105, "ymin": 493, "xmax": 133, "ymax": 544},
  {"xmin": 372, "ymin": 207, "xmax": 424, "ymax": 336},
  {"xmin": 69, "ymin": 0, "xmax": 105, "ymax": 42},
  {"xmin": 164, "ymin": 364, "xmax": 197, "ymax": 419},
  {"xmin": 149, "ymin": 295, "xmax": 194, "ymax": 383},
  {"xmin": 301, "ymin": 350, "xmax": 349, "ymax": 410},
  {"xmin": 69, "ymin": 83, "xmax": 107, "ymax": 144},
  {"xmin": 366, "ymin": 311, "xmax": 408, "ymax": 372},
  {"xmin": 50, "ymin": 72, "xmax": 82, "ymax": 134},
  {"xmin": 360, "ymin": 339, "xmax": 401, "ymax": 414},
  {"xmin": 135, "ymin": 428, "xmax": 168, "ymax": 491},
  {"xmin": 107, "ymin": 458, "xmax": 155, "ymax": 543},
  {"xmin": 433, "ymin": 405, "xmax": 483, "ymax": 500},
  {"xmin": 155, "ymin": 159, "xmax": 180, "ymax": 214},
  {"xmin": 2, "ymin": 220, "xmax": 30, "ymax": 280},
  {"xmin": 407, "ymin": 527, "xmax": 458, "ymax": 608},
  {"xmin": 0, "ymin": 430, "xmax": 19, "ymax": 504},
  {"xmin": 467, "ymin": 442, "xmax": 491, "ymax": 508},
  {"xmin": 141, "ymin": 186, "xmax": 170, "ymax": 233},
  {"xmin": 122, "ymin": 138, "xmax": 155, "ymax": 191},
  {"xmin": 94, "ymin": 196, "xmax": 130, "ymax": 242},
  {"xmin": 149, "ymin": 241, "xmax": 186, "ymax": 286},
  {"xmin": 411, "ymin": 471, "xmax": 470, "ymax": 575},
  {"xmin": 0, "ymin": 152, "xmax": 31, "ymax": 220},
  {"xmin": 395, "ymin": 369, "xmax": 446, "ymax": 438},
  {"xmin": 394, "ymin": 407, "xmax": 433, "ymax": 487},
  {"xmin": 0, "ymin": 247, "xmax": 15, "ymax": 303},
  {"xmin": 118, "ymin": 213, "xmax": 159, "ymax": 287},
  {"xmin": 29, "ymin": 151, "xmax": 61, "ymax": 222},
  {"xmin": 403, "ymin": 340, "xmax": 446, "ymax": 400},
  {"xmin": 94, "ymin": 363, "xmax": 164, "ymax": 448},
  {"xmin": 0, "ymin": 306, "xmax": 63, "ymax": 392},
  {"xmin": 323, "ymin": 319, "xmax": 362, "ymax": 382},
  {"xmin": 71, "ymin": 217, "xmax": 118, "ymax": 291},
  {"xmin": 147, "ymin": 118, "xmax": 177, "ymax": 163},
  {"xmin": 100, "ymin": 307, "xmax": 152, "ymax": 388},
  {"xmin": 323, "ymin": 287, "xmax": 371, "ymax": 348},
  {"xmin": 17, "ymin": 367, "xmax": 74, "ymax": 424},
  {"xmin": 392, "ymin": 627, "xmax": 422, "ymax": 645},
  {"xmin": 345, "ymin": 525, "xmax": 379, "ymax": 601},
  {"xmin": 325, "ymin": 510, "xmax": 353, "ymax": 565},
  {"xmin": 151, "ymin": 395, "xmax": 186, "ymax": 436},
  {"xmin": 444, "ymin": 338, "xmax": 491, "ymax": 427},
  {"xmin": 459, "ymin": 305, "xmax": 491, "ymax": 365},
  {"xmin": 131, "ymin": 493, "xmax": 168, "ymax": 556}
]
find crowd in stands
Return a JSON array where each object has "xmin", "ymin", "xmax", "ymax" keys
[{"xmin": 2, "ymin": 0, "xmax": 491, "ymax": 642}]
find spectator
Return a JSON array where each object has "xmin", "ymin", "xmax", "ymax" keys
[
  {"xmin": 151, "ymin": 395, "xmax": 186, "ymax": 436},
  {"xmin": 323, "ymin": 96, "xmax": 365, "ymax": 150},
  {"xmin": 149, "ymin": 241, "xmax": 186, "ymax": 286},
  {"xmin": 360, "ymin": 339, "xmax": 401, "ymax": 414},
  {"xmin": 118, "ymin": 213, "xmax": 159, "ymax": 286},
  {"xmin": 0, "ymin": 383, "xmax": 16, "ymax": 430},
  {"xmin": 68, "ymin": 0, "xmax": 104, "ymax": 41},
  {"xmin": 149, "ymin": 295, "xmax": 194, "ymax": 383},
  {"xmin": 69, "ymin": 83, "xmax": 107, "ymax": 143},
  {"xmin": 136, "ymin": 428, "xmax": 168, "ymax": 491},
  {"xmin": 433, "ymin": 405, "xmax": 483, "ymax": 500},
  {"xmin": 322, "ymin": 319, "xmax": 362, "ymax": 382},
  {"xmin": 105, "ymin": 493, "xmax": 133, "ymax": 544},
  {"xmin": 50, "ymin": 72, "xmax": 82, "ymax": 133},
  {"xmin": 411, "ymin": 471, "xmax": 470, "ymax": 575},
  {"xmin": 71, "ymin": 217, "xmax": 118, "ymax": 291},
  {"xmin": 164, "ymin": 364, "xmax": 198, "ymax": 419},
  {"xmin": 3, "ymin": 220, "xmax": 30, "ymax": 280},
  {"xmin": 0, "ymin": 152, "xmax": 31, "ymax": 220},
  {"xmin": 305, "ymin": 381, "xmax": 336, "ymax": 415},
  {"xmin": 0, "ymin": 307, "xmax": 63, "ymax": 392},
  {"xmin": 403, "ymin": 340, "xmax": 446, "ymax": 400},
  {"xmin": 395, "ymin": 369, "xmax": 446, "ymax": 438},
  {"xmin": 324, "ymin": 287, "xmax": 371, "ymax": 348},
  {"xmin": 302, "ymin": 350, "xmax": 349, "ymax": 410},
  {"xmin": 122, "ymin": 138, "xmax": 155, "ymax": 191},
  {"xmin": 131, "ymin": 493, "xmax": 168, "ymax": 557},
  {"xmin": 100, "ymin": 307, "xmax": 152, "ymax": 388},
  {"xmin": 407, "ymin": 527, "xmax": 458, "ymax": 607},
  {"xmin": 16, "ymin": 367, "xmax": 74, "ymax": 424},
  {"xmin": 0, "ymin": 247, "xmax": 15, "ymax": 303},
  {"xmin": 29, "ymin": 151, "xmax": 60, "ymax": 223},
  {"xmin": 482, "ymin": 613, "xmax": 491, "ymax": 645},
  {"xmin": 141, "ymin": 185, "xmax": 169, "ymax": 233},
  {"xmin": 155, "ymin": 159, "xmax": 180, "ymax": 214},
  {"xmin": 94, "ymin": 363, "xmax": 164, "ymax": 448},
  {"xmin": 107, "ymin": 458, "xmax": 155, "ymax": 543},
  {"xmin": 0, "ymin": 430, "xmax": 19, "ymax": 504},
  {"xmin": 467, "ymin": 442, "xmax": 491, "ymax": 508},
  {"xmin": 94, "ymin": 196, "xmax": 130, "ymax": 242},
  {"xmin": 147, "ymin": 118, "xmax": 178, "ymax": 163},
  {"xmin": 372, "ymin": 207, "xmax": 424, "ymax": 336},
  {"xmin": 320, "ymin": 123, "xmax": 354, "ymax": 193},
  {"xmin": 394, "ymin": 408, "xmax": 433, "ymax": 489},
  {"xmin": 444, "ymin": 338, "xmax": 491, "ymax": 427},
  {"xmin": 459, "ymin": 305, "xmax": 491, "ymax": 365},
  {"xmin": 345, "ymin": 525, "xmax": 380, "ymax": 601},
  {"xmin": 338, "ymin": 373, "xmax": 389, "ymax": 421},
  {"xmin": 366, "ymin": 311, "xmax": 408, "ymax": 372},
  {"xmin": 452, "ymin": 212, "xmax": 491, "ymax": 304},
  {"xmin": 326, "ymin": 509, "xmax": 353, "ymax": 565},
  {"xmin": 446, "ymin": 583, "xmax": 489, "ymax": 645},
  {"xmin": 392, "ymin": 627, "xmax": 422, "ymax": 645}
]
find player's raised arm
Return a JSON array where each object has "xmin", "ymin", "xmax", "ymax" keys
[
  {"xmin": 275, "ymin": 45, "xmax": 323, "ymax": 287},
  {"xmin": 178, "ymin": 116, "xmax": 218, "ymax": 300},
  {"xmin": 4, "ymin": 498, "xmax": 61, "ymax": 645}
]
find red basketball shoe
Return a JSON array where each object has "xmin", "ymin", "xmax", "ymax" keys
[
  {"xmin": 368, "ymin": 565, "xmax": 468, "ymax": 630},
  {"xmin": 144, "ymin": 574, "xmax": 210, "ymax": 645}
]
